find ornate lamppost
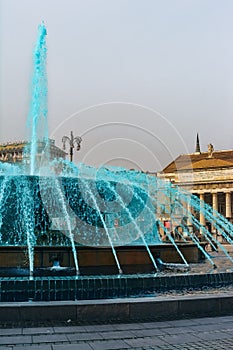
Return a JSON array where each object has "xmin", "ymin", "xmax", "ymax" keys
[{"xmin": 62, "ymin": 131, "xmax": 82, "ymax": 162}]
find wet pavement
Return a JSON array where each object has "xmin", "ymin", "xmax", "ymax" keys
[
  {"xmin": 143, "ymin": 243, "xmax": 233, "ymax": 298},
  {"xmin": 159, "ymin": 243, "xmax": 233, "ymax": 276},
  {"xmin": 189, "ymin": 243, "xmax": 233, "ymax": 274},
  {"xmin": 1, "ymin": 315, "xmax": 233, "ymax": 349}
]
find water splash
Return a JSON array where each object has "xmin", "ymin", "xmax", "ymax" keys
[
  {"xmin": 2, "ymin": 23, "xmax": 233, "ymax": 278},
  {"xmin": 79, "ymin": 177, "xmax": 123, "ymax": 274},
  {"xmin": 39, "ymin": 175, "xmax": 80, "ymax": 274},
  {"xmin": 26, "ymin": 22, "xmax": 48, "ymax": 175}
]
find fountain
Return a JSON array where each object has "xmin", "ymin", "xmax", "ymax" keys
[{"xmin": 0, "ymin": 23, "xmax": 233, "ymax": 303}]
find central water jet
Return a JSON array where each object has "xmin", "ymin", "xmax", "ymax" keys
[{"xmin": 26, "ymin": 22, "xmax": 48, "ymax": 175}]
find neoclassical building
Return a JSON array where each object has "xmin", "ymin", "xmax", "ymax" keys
[
  {"xmin": 0, "ymin": 139, "xmax": 66, "ymax": 164},
  {"xmin": 159, "ymin": 135, "xmax": 233, "ymax": 230}
]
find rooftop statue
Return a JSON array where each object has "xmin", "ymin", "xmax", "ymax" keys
[{"xmin": 208, "ymin": 143, "xmax": 214, "ymax": 158}]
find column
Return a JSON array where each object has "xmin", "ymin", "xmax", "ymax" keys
[
  {"xmin": 226, "ymin": 192, "xmax": 232, "ymax": 219},
  {"xmin": 212, "ymin": 192, "xmax": 218, "ymax": 212},
  {"xmin": 181, "ymin": 193, "xmax": 192, "ymax": 225},
  {"xmin": 187, "ymin": 202, "xmax": 192, "ymax": 226},
  {"xmin": 199, "ymin": 193, "xmax": 206, "ymax": 227},
  {"xmin": 211, "ymin": 192, "xmax": 218, "ymax": 233}
]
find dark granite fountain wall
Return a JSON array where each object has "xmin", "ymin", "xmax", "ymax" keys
[{"xmin": 1, "ymin": 272, "xmax": 233, "ymax": 302}]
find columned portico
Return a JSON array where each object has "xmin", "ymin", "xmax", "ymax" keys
[
  {"xmin": 159, "ymin": 145, "xmax": 233, "ymax": 240},
  {"xmin": 192, "ymin": 190, "xmax": 233, "ymax": 229}
]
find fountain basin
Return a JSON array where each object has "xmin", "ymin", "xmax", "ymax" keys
[{"xmin": 0, "ymin": 243, "xmax": 206, "ymax": 276}]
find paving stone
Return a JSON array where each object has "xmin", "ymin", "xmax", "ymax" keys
[
  {"xmin": 113, "ymin": 323, "xmax": 145, "ymax": 331},
  {"xmin": 23, "ymin": 327, "xmax": 54, "ymax": 335},
  {"xmin": 189, "ymin": 323, "xmax": 227, "ymax": 332},
  {"xmin": 147, "ymin": 336, "xmax": 177, "ymax": 346},
  {"xmin": 14, "ymin": 345, "xmax": 52, "ymax": 350},
  {"xmin": 83, "ymin": 324, "xmax": 117, "ymax": 332},
  {"xmin": 219, "ymin": 324, "xmax": 233, "ymax": 331},
  {"xmin": 162, "ymin": 326, "xmax": 192, "ymax": 335},
  {"xmin": 160, "ymin": 333, "xmax": 200, "ymax": 345},
  {"xmin": 0, "ymin": 335, "xmax": 32, "ymax": 345},
  {"xmin": 32, "ymin": 334, "xmax": 68, "ymax": 343},
  {"xmin": 52, "ymin": 344, "xmax": 93, "ymax": 350},
  {"xmin": 124, "ymin": 336, "xmax": 167, "ymax": 347},
  {"xmin": 53, "ymin": 326, "xmax": 87, "ymax": 333},
  {"xmin": 191, "ymin": 317, "xmax": 225, "ymax": 325},
  {"xmin": 100, "ymin": 330, "xmax": 135, "ymax": 339},
  {"xmin": 0, "ymin": 328, "xmax": 22, "ymax": 336},
  {"xmin": 222, "ymin": 327, "xmax": 233, "ymax": 334},
  {"xmin": 139, "ymin": 321, "xmax": 171, "ymax": 329},
  {"xmin": 215, "ymin": 316, "xmax": 233, "ymax": 323},
  {"xmin": 196, "ymin": 331, "xmax": 233, "ymax": 341},
  {"xmin": 66, "ymin": 332, "xmax": 103, "ymax": 341},
  {"xmin": 87, "ymin": 339, "xmax": 130, "ymax": 349},
  {"xmin": 166, "ymin": 319, "xmax": 197, "ymax": 327},
  {"xmin": 131, "ymin": 328, "xmax": 166, "ymax": 337}
]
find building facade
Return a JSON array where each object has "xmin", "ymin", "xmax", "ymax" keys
[
  {"xmin": 158, "ymin": 142, "xmax": 233, "ymax": 235},
  {"xmin": 0, "ymin": 139, "xmax": 66, "ymax": 165}
]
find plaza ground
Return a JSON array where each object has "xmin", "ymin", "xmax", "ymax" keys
[{"xmin": 1, "ymin": 315, "xmax": 233, "ymax": 349}]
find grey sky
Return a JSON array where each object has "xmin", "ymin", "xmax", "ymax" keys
[{"xmin": 0, "ymin": 0, "xmax": 233, "ymax": 171}]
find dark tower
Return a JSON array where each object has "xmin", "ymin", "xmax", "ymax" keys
[{"xmin": 195, "ymin": 133, "xmax": 201, "ymax": 153}]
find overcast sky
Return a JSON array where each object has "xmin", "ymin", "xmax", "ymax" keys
[{"xmin": 0, "ymin": 0, "xmax": 233, "ymax": 172}]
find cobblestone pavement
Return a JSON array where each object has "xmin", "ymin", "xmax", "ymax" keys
[{"xmin": 1, "ymin": 315, "xmax": 233, "ymax": 349}]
